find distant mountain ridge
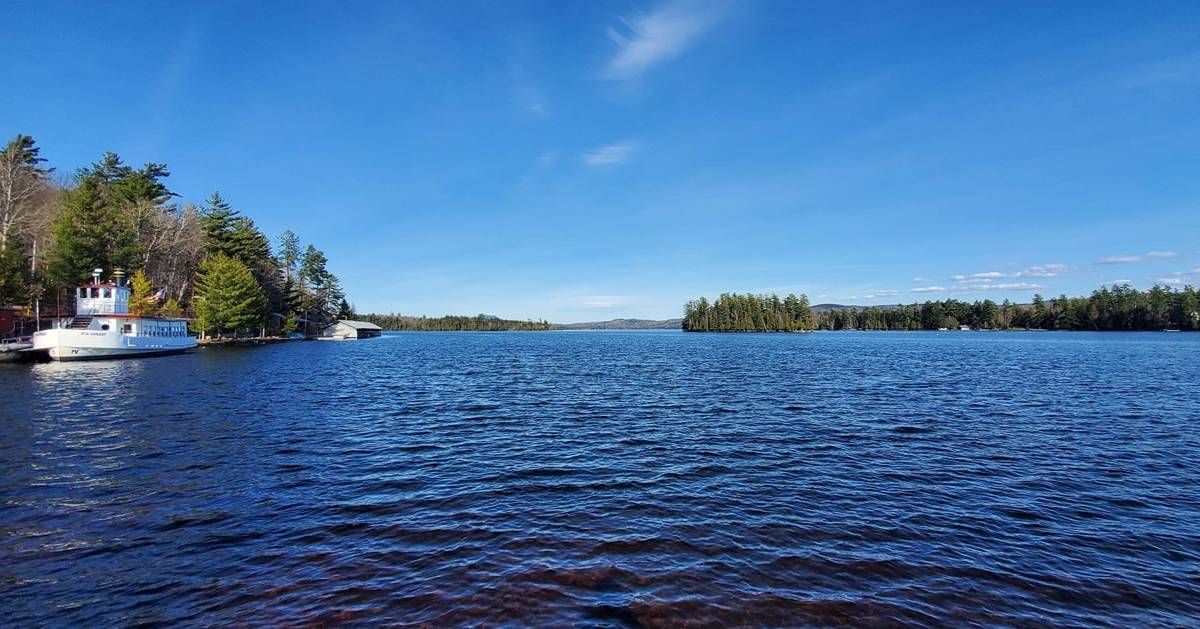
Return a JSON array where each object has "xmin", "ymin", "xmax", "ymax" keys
[{"xmin": 553, "ymin": 318, "xmax": 683, "ymax": 330}]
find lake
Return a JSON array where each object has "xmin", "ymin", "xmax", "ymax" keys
[{"xmin": 2, "ymin": 331, "xmax": 1198, "ymax": 626}]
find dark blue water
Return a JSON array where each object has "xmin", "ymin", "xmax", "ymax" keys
[{"xmin": 2, "ymin": 331, "xmax": 1198, "ymax": 626}]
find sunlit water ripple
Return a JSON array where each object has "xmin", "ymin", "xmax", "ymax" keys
[{"xmin": 2, "ymin": 331, "xmax": 1198, "ymax": 626}]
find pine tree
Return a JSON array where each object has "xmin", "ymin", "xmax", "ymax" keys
[
  {"xmin": 277, "ymin": 230, "xmax": 301, "ymax": 281},
  {"xmin": 50, "ymin": 174, "xmax": 141, "ymax": 287},
  {"xmin": 193, "ymin": 253, "xmax": 267, "ymax": 337},
  {"xmin": 200, "ymin": 192, "xmax": 239, "ymax": 258}
]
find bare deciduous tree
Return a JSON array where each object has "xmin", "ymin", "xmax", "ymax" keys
[{"xmin": 0, "ymin": 135, "xmax": 54, "ymax": 252}]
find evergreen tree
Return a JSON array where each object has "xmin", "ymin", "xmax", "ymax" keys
[
  {"xmin": 49, "ymin": 173, "xmax": 140, "ymax": 286},
  {"xmin": 193, "ymin": 253, "xmax": 267, "ymax": 337},
  {"xmin": 160, "ymin": 297, "xmax": 182, "ymax": 318},
  {"xmin": 226, "ymin": 216, "xmax": 272, "ymax": 264},
  {"xmin": 277, "ymin": 230, "xmax": 301, "ymax": 281},
  {"xmin": 200, "ymin": 192, "xmax": 240, "ymax": 258},
  {"xmin": 0, "ymin": 240, "xmax": 28, "ymax": 306}
]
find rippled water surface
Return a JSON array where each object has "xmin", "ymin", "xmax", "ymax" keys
[{"xmin": 3, "ymin": 331, "xmax": 1199, "ymax": 626}]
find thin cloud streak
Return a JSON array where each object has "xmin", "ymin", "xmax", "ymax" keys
[
  {"xmin": 604, "ymin": 0, "xmax": 728, "ymax": 80},
  {"xmin": 578, "ymin": 295, "xmax": 635, "ymax": 308},
  {"xmin": 583, "ymin": 141, "xmax": 637, "ymax": 165},
  {"xmin": 1097, "ymin": 255, "xmax": 1141, "ymax": 264}
]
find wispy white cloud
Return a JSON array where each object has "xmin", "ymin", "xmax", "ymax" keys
[
  {"xmin": 1017, "ymin": 263, "xmax": 1068, "ymax": 277},
  {"xmin": 583, "ymin": 140, "xmax": 637, "ymax": 166},
  {"xmin": 515, "ymin": 85, "xmax": 549, "ymax": 116},
  {"xmin": 604, "ymin": 0, "xmax": 729, "ymax": 80},
  {"xmin": 950, "ymin": 272, "xmax": 1004, "ymax": 281},
  {"xmin": 911, "ymin": 277, "xmax": 929, "ymax": 283},
  {"xmin": 864, "ymin": 290, "xmax": 900, "ymax": 299},
  {"xmin": 942, "ymin": 264, "xmax": 1067, "ymax": 283},
  {"xmin": 578, "ymin": 295, "xmax": 635, "ymax": 308},
  {"xmin": 1156, "ymin": 277, "xmax": 1185, "ymax": 285},
  {"xmin": 1096, "ymin": 255, "xmax": 1141, "ymax": 264},
  {"xmin": 1096, "ymin": 252, "xmax": 1178, "ymax": 265},
  {"xmin": 1108, "ymin": 279, "xmax": 1133, "ymax": 285},
  {"xmin": 912, "ymin": 281, "xmax": 1043, "ymax": 295},
  {"xmin": 974, "ymin": 282, "xmax": 1043, "ymax": 291}
]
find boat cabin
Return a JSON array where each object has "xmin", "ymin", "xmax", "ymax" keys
[{"xmin": 76, "ymin": 283, "xmax": 130, "ymax": 316}]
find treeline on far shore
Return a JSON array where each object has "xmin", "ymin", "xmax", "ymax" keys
[
  {"xmin": 685, "ymin": 284, "xmax": 1200, "ymax": 332},
  {"xmin": 358, "ymin": 313, "xmax": 552, "ymax": 331},
  {"xmin": 818, "ymin": 284, "xmax": 1198, "ymax": 331},
  {"xmin": 683, "ymin": 293, "xmax": 815, "ymax": 332}
]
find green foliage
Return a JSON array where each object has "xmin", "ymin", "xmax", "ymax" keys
[
  {"xmin": 810, "ymin": 285, "xmax": 1200, "ymax": 331},
  {"xmin": 200, "ymin": 193, "xmax": 271, "ymax": 265},
  {"xmin": 200, "ymin": 192, "xmax": 238, "ymax": 257},
  {"xmin": 160, "ymin": 297, "xmax": 182, "ymax": 318},
  {"xmin": 277, "ymin": 230, "xmax": 301, "ymax": 279},
  {"xmin": 50, "ymin": 176, "xmax": 141, "ymax": 286},
  {"xmin": 194, "ymin": 253, "xmax": 267, "ymax": 337},
  {"xmin": 683, "ymin": 293, "xmax": 814, "ymax": 332},
  {"xmin": 0, "ymin": 239, "xmax": 29, "ymax": 306},
  {"xmin": 358, "ymin": 312, "xmax": 552, "ymax": 331},
  {"xmin": 129, "ymin": 269, "xmax": 153, "ymax": 317},
  {"xmin": 282, "ymin": 312, "xmax": 298, "ymax": 334}
]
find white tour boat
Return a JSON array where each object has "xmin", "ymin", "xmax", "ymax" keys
[{"xmin": 32, "ymin": 269, "xmax": 196, "ymax": 361}]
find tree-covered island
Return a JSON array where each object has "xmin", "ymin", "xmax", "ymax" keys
[{"xmin": 683, "ymin": 293, "xmax": 815, "ymax": 332}]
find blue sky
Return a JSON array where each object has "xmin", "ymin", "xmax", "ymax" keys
[{"xmin": 4, "ymin": 1, "xmax": 1198, "ymax": 321}]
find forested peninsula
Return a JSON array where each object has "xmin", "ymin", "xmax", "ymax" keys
[
  {"xmin": 0, "ymin": 134, "xmax": 351, "ymax": 338},
  {"xmin": 685, "ymin": 285, "xmax": 1200, "ymax": 332}
]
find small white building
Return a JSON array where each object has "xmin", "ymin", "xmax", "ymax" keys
[{"xmin": 320, "ymin": 319, "xmax": 382, "ymax": 340}]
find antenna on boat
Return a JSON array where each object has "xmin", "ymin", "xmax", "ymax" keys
[{"xmin": 92, "ymin": 268, "xmax": 103, "ymax": 285}]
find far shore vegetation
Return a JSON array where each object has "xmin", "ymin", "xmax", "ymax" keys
[
  {"xmin": 683, "ymin": 293, "xmax": 815, "ymax": 332},
  {"xmin": 358, "ymin": 313, "xmax": 551, "ymax": 331},
  {"xmin": 685, "ymin": 285, "xmax": 1200, "ymax": 332}
]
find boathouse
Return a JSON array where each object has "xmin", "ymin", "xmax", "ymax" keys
[{"xmin": 320, "ymin": 319, "xmax": 382, "ymax": 340}]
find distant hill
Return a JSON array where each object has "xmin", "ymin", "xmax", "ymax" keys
[{"xmin": 553, "ymin": 318, "xmax": 682, "ymax": 330}]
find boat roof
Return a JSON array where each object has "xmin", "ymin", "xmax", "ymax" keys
[{"xmin": 329, "ymin": 319, "xmax": 382, "ymax": 330}]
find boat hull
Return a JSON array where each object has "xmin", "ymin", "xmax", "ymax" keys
[
  {"xmin": 33, "ymin": 327, "xmax": 196, "ymax": 362},
  {"xmin": 47, "ymin": 345, "xmax": 193, "ymax": 361}
]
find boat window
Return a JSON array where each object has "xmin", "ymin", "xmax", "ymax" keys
[
  {"xmin": 101, "ymin": 324, "xmax": 109, "ymax": 330},
  {"xmin": 123, "ymin": 324, "xmax": 132, "ymax": 333},
  {"xmin": 90, "ymin": 287, "xmax": 99, "ymax": 298},
  {"xmin": 102, "ymin": 288, "xmax": 112, "ymax": 298}
]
